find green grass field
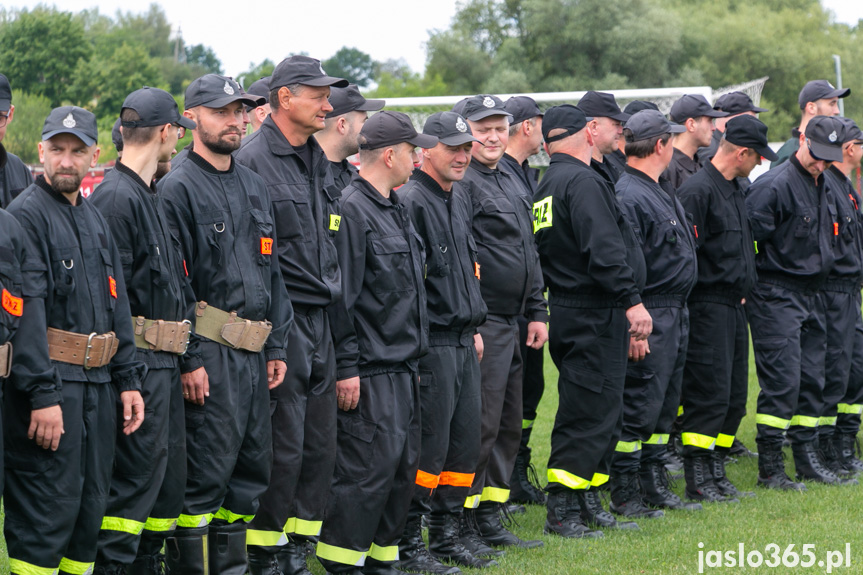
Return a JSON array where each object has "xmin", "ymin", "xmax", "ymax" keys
[{"xmin": 2, "ymin": 347, "xmax": 862, "ymax": 575}]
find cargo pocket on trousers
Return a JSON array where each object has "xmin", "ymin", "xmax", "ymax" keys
[
  {"xmin": 114, "ymin": 406, "xmax": 158, "ymax": 477},
  {"xmin": 751, "ymin": 337, "xmax": 790, "ymax": 394},
  {"xmin": 684, "ymin": 345, "xmax": 716, "ymax": 397},
  {"xmin": 557, "ymin": 361, "xmax": 616, "ymax": 428},
  {"xmin": 334, "ymin": 415, "xmax": 376, "ymax": 481}
]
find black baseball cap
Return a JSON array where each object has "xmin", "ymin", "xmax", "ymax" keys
[
  {"xmin": 271, "ymin": 55, "xmax": 349, "ymax": 90},
  {"xmin": 185, "ymin": 75, "xmax": 263, "ymax": 110},
  {"xmin": 713, "ymin": 91, "xmax": 768, "ymax": 114},
  {"xmin": 247, "ymin": 76, "xmax": 271, "ymax": 99},
  {"xmin": 798, "ymin": 80, "xmax": 850, "ymax": 109},
  {"xmin": 542, "ymin": 105, "xmax": 591, "ymax": 143},
  {"xmin": 121, "ymin": 87, "xmax": 196, "ymax": 130},
  {"xmin": 625, "ymin": 110, "xmax": 685, "ymax": 141},
  {"xmin": 804, "ymin": 115, "xmax": 845, "ymax": 163},
  {"xmin": 836, "ymin": 117, "xmax": 863, "ymax": 144},
  {"xmin": 112, "ymin": 118, "xmax": 123, "ymax": 152},
  {"xmin": 723, "ymin": 115, "xmax": 777, "ymax": 161},
  {"xmin": 577, "ymin": 91, "xmax": 629, "ymax": 122},
  {"xmin": 623, "ymin": 100, "xmax": 659, "ymax": 116},
  {"xmin": 0, "ymin": 74, "xmax": 11, "ymax": 111},
  {"xmin": 670, "ymin": 94, "xmax": 729, "ymax": 123},
  {"xmin": 327, "ymin": 84, "xmax": 385, "ymax": 119},
  {"xmin": 42, "ymin": 106, "xmax": 98, "ymax": 146},
  {"xmin": 458, "ymin": 95, "xmax": 512, "ymax": 122},
  {"xmin": 504, "ymin": 96, "xmax": 543, "ymax": 124},
  {"xmin": 423, "ymin": 112, "xmax": 479, "ymax": 146},
  {"xmin": 359, "ymin": 111, "xmax": 438, "ymax": 150}
]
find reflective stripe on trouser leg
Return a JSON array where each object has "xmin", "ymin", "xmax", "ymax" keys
[
  {"xmin": 715, "ymin": 434, "xmax": 735, "ymax": 449},
  {"xmin": 9, "ymin": 559, "xmax": 60, "ymax": 575}
]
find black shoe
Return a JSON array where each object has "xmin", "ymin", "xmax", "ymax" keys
[
  {"xmin": 819, "ymin": 436, "xmax": 854, "ymax": 478},
  {"xmin": 249, "ymin": 548, "xmax": 286, "ymax": 575},
  {"xmin": 756, "ymin": 446, "xmax": 806, "ymax": 491},
  {"xmin": 428, "ymin": 512, "xmax": 497, "ymax": 569},
  {"xmin": 474, "ymin": 502, "xmax": 544, "ymax": 548},
  {"xmin": 276, "ymin": 540, "xmax": 313, "ymax": 575},
  {"xmin": 684, "ymin": 453, "xmax": 739, "ymax": 503},
  {"xmin": 363, "ymin": 558, "xmax": 410, "ymax": 575},
  {"xmin": 710, "ymin": 451, "xmax": 756, "ymax": 498},
  {"xmin": 793, "ymin": 441, "xmax": 858, "ymax": 485},
  {"xmin": 458, "ymin": 511, "xmax": 504, "ymax": 559},
  {"xmin": 639, "ymin": 461, "xmax": 702, "ymax": 511},
  {"xmin": 399, "ymin": 516, "xmax": 461, "ymax": 575},
  {"xmin": 208, "ymin": 521, "xmax": 248, "ymax": 575},
  {"xmin": 609, "ymin": 472, "xmax": 664, "ymax": 519},
  {"xmin": 835, "ymin": 434, "xmax": 863, "ymax": 474},
  {"xmin": 165, "ymin": 526, "xmax": 209, "ymax": 575},
  {"xmin": 543, "ymin": 491, "xmax": 603, "ymax": 539},
  {"xmin": 508, "ymin": 452, "xmax": 547, "ymax": 505},
  {"xmin": 578, "ymin": 487, "xmax": 639, "ymax": 530},
  {"xmin": 729, "ymin": 438, "xmax": 758, "ymax": 458}
]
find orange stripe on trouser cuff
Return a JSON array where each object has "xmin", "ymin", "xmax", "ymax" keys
[
  {"xmin": 439, "ymin": 471, "xmax": 475, "ymax": 487},
  {"xmin": 415, "ymin": 469, "xmax": 440, "ymax": 489}
]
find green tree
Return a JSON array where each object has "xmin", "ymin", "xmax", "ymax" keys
[
  {"xmin": 370, "ymin": 60, "xmax": 450, "ymax": 98},
  {"xmin": 185, "ymin": 44, "xmax": 223, "ymax": 75},
  {"xmin": 3, "ymin": 89, "xmax": 53, "ymax": 164},
  {"xmin": 237, "ymin": 59, "xmax": 276, "ymax": 91},
  {"xmin": 323, "ymin": 47, "xmax": 377, "ymax": 87}
]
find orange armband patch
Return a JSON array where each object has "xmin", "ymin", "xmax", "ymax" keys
[{"xmin": 2, "ymin": 289, "xmax": 23, "ymax": 317}]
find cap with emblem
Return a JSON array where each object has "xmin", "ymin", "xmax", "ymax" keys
[
  {"xmin": 359, "ymin": 111, "xmax": 438, "ymax": 150},
  {"xmin": 625, "ymin": 110, "xmax": 686, "ymax": 142},
  {"xmin": 327, "ymin": 84, "xmax": 385, "ymax": 118},
  {"xmin": 541, "ymin": 105, "xmax": 592, "ymax": 143},
  {"xmin": 577, "ymin": 91, "xmax": 630, "ymax": 122},
  {"xmin": 271, "ymin": 55, "xmax": 349, "ymax": 90},
  {"xmin": 670, "ymin": 94, "xmax": 729, "ymax": 123},
  {"xmin": 836, "ymin": 117, "xmax": 863, "ymax": 144},
  {"xmin": 713, "ymin": 91, "xmax": 768, "ymax": 114},
  {"xmin": 798, "ymin": 80, "xmax": 850, "ymax": 109},
  {"xmin": 723, "ymin": 115, "xmax": 778, "ymax": 161},
  {"xmin": 42, "ymin": 106, "xmax": 98, "ymax": 146},
  {"xmin": 804, "ymin": 115, "xmax": 845, "ymax": 163},
  {"xmin": 185, "ymin": 74, "xmax": 263, "ymax": 110},
  {"xmin": 0, "ymin": 74, "xmax": 11, "ymax": 111},
  {"xmin": 423, "ymin": 111, "xmax": 479, "ymax": 146},
  {"xmin": 623, "ymin": 100, "xmax": 659, "ymax": 116},
  {"xmin": 122, "ymin": 86, "xmax": 196, "ymax": 130},
  {"xmin": 457, "ymin": 94, "xmax": 512, "ymax": 122},
  {"xmin": 504, "ymin": 96, "xmax": 543, "ymax": 124}
]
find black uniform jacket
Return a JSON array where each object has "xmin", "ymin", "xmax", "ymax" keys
[
  {"xmin": 159, "ymin": 151, "xmax": 292, "ymax": 373},
  {"xmin": 662, "ymin": 147, "xmax": 702, "ymax": 190},
  {"xmin": 500, "ymin": 153, "xmax": 540, "ymax": 198},
  {"xmin": 825, "ymin": 165, "xmax": 863, "ymax": 283},
  {"xmin": 677, "ymin": 161, "xmax": 757, "ymax": 299},
  {"xmin": 616, "ymin": 167, "xmax": 697, "ymax": 298},
  {"xmin": 329, "ymin": 159, "xmax": 358, "ymax": 194},
  {"xmin": 533, "ymin": 153, "xmax": 645, "ymax": 308},
  {"xmin": 463, "ymin": 161, "xmax": 548, "ymax": 322},
  {"xmin": 401, "ymin": 169, "xmax": 487, "ymax": 345},
  {"xmin": 6, "ymin": 177, "xmax": 145, "ymax": 397},
  {"xmin": 590, "ymin": 156, "xmax": 622, "ymax": 185},
  {"xmin": 330, "ymin": 174, "xmax": 428, "ymax": 379},
  {"xmin": 0, "ymin": 145, "xmax": 33, "ymax": 209},
  {"xmin": 605, "ymin": 149, "xmax": 628, "ymax": 182},
  {"xmin": 90, "ymin": 161, "xmax": 196, "ymax": 369},
  {"xmin": 746, "ymin": 155, "xmax": 837, "ymax": 283}
]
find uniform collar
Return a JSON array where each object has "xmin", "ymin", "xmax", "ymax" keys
[
  {"xmin": 790, "ymin": 153, "xmax": 823, "ymax": 187},
  {"xmin": 703, "ymin": 161, "xmax": 740, "ymax": 199},
  {"xmin": 261, "ymin": 115, "xmax": 324, "ymax": 161},
  {"xmin": 349, "ymin": 172, "xmax": 401, "ymax": 208},
  {"xmin": 115, "ymin": 160, "xmax": 157, "ymax": 194},
  {"xmin": 35, "ymin": 174, "xmax": 82, "ymax": 206},
  {"xmin": 468, "ymin": 160, "xmax": 499, "ymax": 176},
  {"xmin": 410, "ymin": 168, "xmax": 451, "ymax": 201},
  {"xmin": 188, "ymin": 149, "xmax": 234, "ymax": 174},
  {"xmin": 548, "ymin": 152, "xmax": 590, "ymax": 169}
]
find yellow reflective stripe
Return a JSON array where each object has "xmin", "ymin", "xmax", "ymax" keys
[
  {"xmin": 213, "ymin": 507, "xmax": 254, "ymax": 524},
  {"xmin": 247, "ymin": 529, "xmax": 289, "ymax": 547},
  {"xmin": 591, "ymin": 473, "xmax": 609, "ymax": 487},
  {"xmin": 316, "ymin": 542, "xmax": 366, "ymax": 566},
  {"xmin": 58, "ymin": 558, "xmax": 93, "ymax": 575},
  {"xmin": 522, "ymin": 419, "xmax": 534, "ymax": 430},
  {"xmin": 681, "ymin": 432, "xmax": 716, "ymax": 450},
  {"xmin": 789, "ymin": 415, "xmax": 819, "ymax": 428},
  {"xmin": 177, "ymin": 513, "xmax": 213, "ymax": 528},
  {"xmin": 8, "ymin": 559, "xmax": 58, "ymax": 575},
  {"xmin": 293, "ymin": 518, "xmax": 322, "ymax": 537},
  {"xmin": 143, "ymin": 517, "xmax": 178, "ymax": 532},
  {"xmin": 754, "ymin": 241, "xmax": 758, "ymax": 254},
  {"xmin": 818, "ymin": 416, "xmax": 837, "ymax": 426},
  {"xmin": 329, "ymin": 214, "xmax": 341, "ymax": 232},
  {"xmin": 547, "ymin": 468, "xmax": 590, "ymax": 490},
  {"xmin": 755, "ymin": 413, "xmax": 790, "ymax": 430},
  {"xmin": 368, "ymin": 543, "xmax": 399, "ymax": 562},
  {"xmin": 615, "ymin": 440, "xmax": 642, "ymax": 453},
  {"xmin": 677, "ymin": 405, "xmax": 684, "ymax": 417},
  {"xmin": 480, "ymin": 486, "xmax": 509, "ymax": 503},
  {"xmin": 533, "ymin": 196, "xmax": 553, "ymax": 233},
  {"xmin": 463, "ymin": 495, "xmax": 481, "ymax": 509},
  {"xmin": 644, "ymin": 434, "xmax": 670, "ymax": 445},
  {"xmin": 101, "ymin": 516, "xmax": 145, "ymax": 535},
  {"xmin": 838, "ymin": 403, "xmax": 863, "ymax": 415},
  {"xmin": 715, "ymin": 434, "xmax": 735, "ymax": 449}
]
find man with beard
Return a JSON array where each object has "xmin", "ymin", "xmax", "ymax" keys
[
  {"xmin": 91, "ymin": 87, "xmax": 198, "ymax": 574},
  {"xmin": 577, "ymin": 91, "xmax": 631, "ymax": 184},
  {"xmin": 5, "ymin": 106, "xmax": 146, "ymax": 575},
  {"xmin": 772, "ymin": 80, "xmax": 849, "ymax": 167},
  {"xmin": 662, "ymin": 95, "xmax": 728, "ymax": 189},
  {"xmin": 160, "ymin": 74, "xmax": 292, "ymax": 574},
  {"xmin": 0, "ymin": 73, "xmax": 33, "ymax": 208}
]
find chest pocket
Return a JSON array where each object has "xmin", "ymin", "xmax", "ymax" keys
[
  {"xmin": 427, "ymin": 231, "xmax": 451, "ymax": 278},
  {"xmin": 794, "ymin": 210, "xmax": 814, "ymax": 239},
  {"xmin": 249, "ymin": 209, "xmax": 274, "ymax": 267},
  {"xmin": 477, "ymin": 196, "xmax": 521, "ymax": 245},
  {"xmin": 50, "ymin": 246, "xmax": 78, "ymax": 298},
  {"xmin": 272, "ymin": 184, "xmax": 312, "ymax": 243},
  {"xmin": 371, "ymin": 235, "xmax": 413, "ymax": 294},
  {"xmin": 197, "ymin": 209, "xmax": 230, "ymax": 268}
]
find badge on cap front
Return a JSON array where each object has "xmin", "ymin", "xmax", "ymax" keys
[
  {"xmin": 63, "ymin": 113, "xmax": 76, "ymax": 128},
  {"xmin": 456, "ymin": 117, "xmax": 467, "ymax": 133},
  {"xmin": 829, "ymin": 130, "xmax": 838, "ymax": 143},
  {"xmin": 223, "ymin": 81, "xmax": 235, "ymax": 95},
  {"xmin": 483, "ymin": 97, "xmax": 495, "ymax": 108}
]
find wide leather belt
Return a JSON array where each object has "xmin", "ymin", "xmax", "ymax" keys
[
  {"xmin": 0, "ymin": 342, "xmax": 11, "ymax": 378},
  {"xmin": 133, "ymin": 316, "xmax": 192, "ymax": 354},
  {"xmin": 194, "ymin": 301, "xmax": 272, "ymax": 353},
  {"xmin": 47, "ymin": 328, "xmax": 118, "ymax": 369}
]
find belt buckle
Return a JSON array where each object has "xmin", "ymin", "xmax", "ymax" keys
[
  {"xmin": 83, "ymin": 331, "xmax": 98, "ymax": 370},
  {"xmin": 180, "ymin": 319, "xmax": 192, "ymax": 355}
]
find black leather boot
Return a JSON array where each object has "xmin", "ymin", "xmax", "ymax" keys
[
  {"xmin": 710, "ymin": 451, "xmax": 755, "ymax": 498},
  {"xmin": 756, "ymin": 445, "xmax": 806, "ymax": 491},
  {"xmin": 543, "ymin": 490, "xmax": 602, "ymax": 539},
  {"xmin": 208, "ymin": 521, "xmax": 248, "ymax": 575},
  {"xmin": 428, "ymin": 512, "xmax": 496, "ymax": 569},
  {"xmin": 578, "ymin": 487, "xmax": 638, "ymax": 529},
  {"xmin": 248, "ymin": 546, "xmax": 285, "ymax": 575},
  {"xmin": 609, "ymin": 472, "xmax": 664, "ymax": 519},
  {"xmin": 835, "ymin": 433, "xmax": 863, "ymax": 474},
  {"xmin": 819, "ymin": 435, "xmax": 854, "ymax": 478},
  {"xmin": 127, "ymin": 531, "xmax": 169, "ymax": 575},
  {"xmin": 792, "ymin": 441, "xmax": 858, "ymax": 485},
  {"xmin": 363, "ymin": 558, "xmax": 409, "ymax": 575},
  {"xmin": 729, "ymin": 438, "xmax": 757, "ymax": 458},
  {"xmin": 398, "ymin": 516, "xmax": 460, "ymax": 574},
  {"xmin": 474, "ymin": 502, "xmax": 543, "ymax": 548},
  {"xmin": 276, "ymin": 540, "xmax": 312, "ymax": 575},
  {"xmin": 684, "ymin": 453, "xmax": 738, "ymax": 503},
  {"xmin": 165, "ymin": 526, "xmax": 209, "ymax": 575},
  {"xmin": 457, "ymin": 511, "xmax": 504, "ymax": 559},
  {"xmin": 639, "ymin": 461, "xmax": 702, "ymax": 511},
  {"xmin": 508, "ymin": 453, "xmax": 546, "ymax": 505},
  {"xmin": 94, "ymin": 564, "xmax": 126, "ymax": 575}
]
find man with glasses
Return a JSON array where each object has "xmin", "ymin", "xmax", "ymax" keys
[{"xmin": 0, "ymin": 74, "xmax": 33, "ymax": 208}]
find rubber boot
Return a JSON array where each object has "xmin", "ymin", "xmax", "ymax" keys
[
  {"xmin": 543, "ymin": 490, "xmax": 602, "ymax": 539},
  {"xmin": 428, "ymin": 512, "xmax": 496, "ymax": 569},
  {"xmin": 609, "ymin": 472, "xmax": 664, "ymax": 519},
  {"xmin": 127, "ymin": 530, "xmax": 170, "ymax": 575},
  {"xmin": 756, "ymin": 444, "xmax": 806, "ymax": 491},
  {"xmin": 792, "ymin": 441, "xmax": 858, "ymax": 485},
  {"xmin": 276, "ymin": 540, "xmax": 312, "ymax": 575},
  {"xmin": 578, "ymin": 487, "xmax": 638, "ymax": 530},
  {"xmin": 208, "ymin": 521, "xmax": 247, "ymax": 575},
  {"xmin": 639, "ymin": 461, "xmax": 701, "ymax": 511},
  {"xmin": 458, "ymin": 511, "xmax": 504, "ymax": 559},
  {"xmin": 363, "ymin": 557, "xmax": 409, "ymax": 575},
  {"xmin": 248, "ymin": 546, "xmax": 284, "ymax": 575},
  {"xmin": 165, "ymin": 526, "xmax": 209, "ymax": 575},
  {"xmin": 835, "ymin": 434, "xmax": 863, "ymax": 474},
  {"xmin": 398, "ymin": 515, "xmax": 459, "ymax": 575},
  {"xmin": 710, "ymin": 450, "xmax": 755, "ymax": 498},
  {"xmin": 474, "ymin": 502, "xmax": 543, "ymax": 549},
  {"xmin": 683, "ymin": 452, "xmax": 738, "ymax": 503}
]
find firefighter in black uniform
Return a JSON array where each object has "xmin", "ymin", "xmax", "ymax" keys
[
  {"xmin": 745, "ymin": 115, "xmax": 852, "ymax": 488},
  {"xmin": 697, "ymin": 92, "xmax": 768, "ymax": 171},
  {"xmin": 610, "ymin": 110, "xmax": 697, "ymax": 517},
  {"xmin": 662, "ymin": 95, "xmax": 728, "ymax": 189},
  {"xmin": 576, "ymin": 91, "xmax": 630, "ymax": 184},
  {"xmin": 316, "ymin": 83, "xmax": 384, "ymax": 191},
  {"xmin": 771, "ymin": 80, "xmax": 848, "ymax": 168},
  {"xmin": 456, "ymin": 94, "xmax": 547, "ymax": 550},
  {"xmin": 246, "ymin": 76, "xmax": 272, "ymax": 134},
  {"xmin": 0, "ymin": 73, "xmax": 33, "ymax": 208},
  {"xmin": 159, "ymin": 74, "xmax": 292, "ymax": 574},
  {"xmin": 5, "ymin": 106, "xmax": 146, "ymax": 575},
  {"xmin": 677, "ymin": 115, "xmax": 776, "ymax": 501},
  {"xmin": 235, "ymin": 55, "xmax": 349, "ymax": 575},
  {"xmin": 316, "ymin": 111, "xmax": 434, "ymax": 575},
  {"xmin": 397, "ymin": 111, "xmax": 492, "ymax": 575},
  {"xmin": 534, "ymin": 105, "xmax": 651, "ymax": 538},
  {"xmin": 500, "ymin": 96, "xmax": 547, "ymax": 508},
  {"xmin": 91, "ymin": 87, "xmax": 198, "ymax": 574}
]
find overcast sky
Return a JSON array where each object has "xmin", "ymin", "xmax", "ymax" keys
[{"xmin": 6, "ymin": 0, "xmax": 862, "ymax": 80}]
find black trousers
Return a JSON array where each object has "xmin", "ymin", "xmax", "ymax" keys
[
  {"xmin": 4, "ymin": 381, "xmax": 117, "ymax": 575},
  {"xmin": 748, "ymin": 281, "xmax": 827, "ymax": 447},
  {"xmin": 96, "ymin": 363, "xmax": 186, "ymax": 566},
  {"xmin": 612, "ymin": 304, "xmax": 688, "ymax": 474},
  {"xmin": 317, "ymin": 369, "xmax": 420, "ymax": 573},
  {"xmin": 547, "ymin": 305, "xmax": 626, "ymax": 492},
  {"xmin": 467, "ymin": 315, "xmax": 523, "ymax": 506},
  {"xmin": 177, "ymin": 341, "xmax": 272, "ymax": 530},
  {"xmin": 838, "ymin": 295, "xmax": 863, "ymax": 436},
  {"xmin": 517, "ymin": 315, "xmax": 545, "ymax": 440},
  {"xmin": 248, "ymin": 307, "xmax": 336, "ymax": 550},
  {"xmin": 819, "ymin": 286, "xmax": 857, "ymax": 438}
]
